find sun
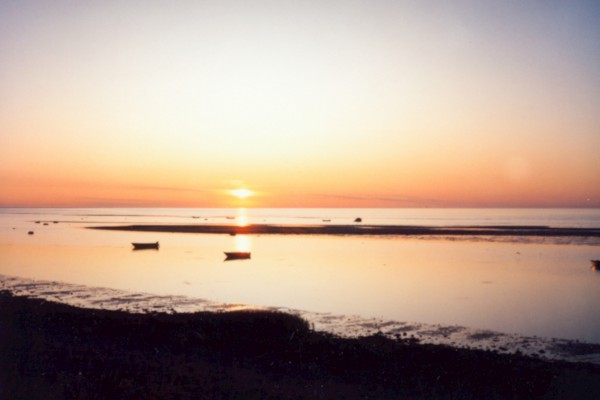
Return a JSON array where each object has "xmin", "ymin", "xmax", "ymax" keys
[{"xmin": 230, "ymin": 188, "xmax": 253, "ymax": 199}]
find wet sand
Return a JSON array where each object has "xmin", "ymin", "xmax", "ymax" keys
[
  {"xmin": 2, "ymin": 275, "xmax": 599, "ymax": 365},
  {"xmin": 3, "ymin": 278, "xmax": 600, "ymax": 399},
  {"xmin": 88, "ymin": 224, "xmax": 600, "ymax": 247},
  {"xmin": 89, "ymin": 223, "xmax": 600, "ymax": 237},
  {"xmin": 4, "ymin": 274, "xmax": 600, "ymax": 399}
]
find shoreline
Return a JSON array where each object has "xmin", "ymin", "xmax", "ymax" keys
[
  {"xmin": 2, "ymin": 274, "xmax": 599, "ymax": 365},
  {"xmin": 3, "ymin": 293, "xmax": 597, "ymax": 400},
  {"xmin": 88, "ymin": 223, "xmax": 600, "ymax": 237},
  {"xmin": 3, "ymin": 276, "xmax": 600, "ymax": 399}
]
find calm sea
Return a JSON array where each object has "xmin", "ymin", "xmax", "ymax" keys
[
  {"xmin": 2, "ymin": 207, "xmax": 599, "ymax": 227},
  {"xmin": 1, "ymin": 208, "xmax": 599, "ymax": 342}
]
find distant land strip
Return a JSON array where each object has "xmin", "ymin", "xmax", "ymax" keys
[{"xmin": 88, "ymin": 224, "xmax": 600, "ymax": 237}]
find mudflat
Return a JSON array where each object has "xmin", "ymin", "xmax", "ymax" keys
[
  {"xmin": 89, "ymin": 223, "xmax": 600, "ymax": 237},
  {"xmin": 2, "ymin": 291, "xmax": 600, "ymax": 399}
]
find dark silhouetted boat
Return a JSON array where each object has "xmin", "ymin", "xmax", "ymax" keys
[
  {"xmin": 224, "ymin": 251, "xmax": 251, "ymax": 260},
  {"xmin": 591, "ymin": 260, "xmax": 600, "ymax": 271},
  {"xmin": 132, "ymin": 242, "xmax": 159, "ymax": 250}
]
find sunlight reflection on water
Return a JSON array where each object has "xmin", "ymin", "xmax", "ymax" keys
[{"xmin": 1, "ymin": 208, "xmax": 599, "ymax": 342}]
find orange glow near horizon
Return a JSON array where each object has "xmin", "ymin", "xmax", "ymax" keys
[{"xmin": 1, "ymin": 2, "xmax": 599, "ymax": 208}]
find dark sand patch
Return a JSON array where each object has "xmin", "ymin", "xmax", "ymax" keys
[
  {"xmin": 87, "ymin": 223, "xmax": 600, "ymax": 245},
  {"xmin": 2, "ymin": 275, "xmax": 600, "ymax": 365},
  {"xmin": 3, "ymin": 290, "xmax": 600, "ymax": 399},
  {"xmin": 88, "ymin": 223, "xmax": 600, "ymax": 237}
]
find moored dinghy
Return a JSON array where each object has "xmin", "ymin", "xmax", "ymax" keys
[
  {"xmin": 224, "ymin": 251, "xmax": 251, "ymax": 261},
  {"xmin": 132, "ymin": 242, "xmax": 159, "ymax": 250}
]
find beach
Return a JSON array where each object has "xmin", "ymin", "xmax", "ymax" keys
[
  {"xmin": 3, "ymin": 278, "xmax": 600, "ymax": 399},
  {"xmin": 2, "ymin": 275, "xmax": 600, "ymax": 366}
]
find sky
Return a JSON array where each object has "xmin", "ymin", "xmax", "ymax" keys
[{"xmin": 1, "ymin": 0, "xmax": 599, "ymax": 208}]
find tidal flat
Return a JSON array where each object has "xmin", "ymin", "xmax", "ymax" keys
[{"xmin": 2, "ymin": 290, "xmax": 600, "ymax": 400}]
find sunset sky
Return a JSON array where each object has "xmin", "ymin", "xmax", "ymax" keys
[{"xmin": 1, "ymin": 0, "xmax": 599, "ymax": 208}]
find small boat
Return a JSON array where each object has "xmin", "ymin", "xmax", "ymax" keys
[
  {"xmin": 224, "ymin": 251, "xmax": 251, "ymax": 260},
  {"xmin": 354, "ymin": 217, "xmax": 362, "ymax": 223},
  {"xmin": 132, "ymin": 242, "xmax": 159, "ymax": 250},
  {"xmin": 591, "ymin": 260, "xmax": 600, "ymax": 271}
]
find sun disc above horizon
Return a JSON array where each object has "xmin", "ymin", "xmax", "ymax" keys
[{"xmin": 230, "ymin": 188, "xmax": 253, "ymax": 199}]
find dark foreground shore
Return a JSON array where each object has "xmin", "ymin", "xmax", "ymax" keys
[
  {"xmin": 2, "ymin": 292, "xmax": 600, "ymax": 399},
  {"xmin": 89, "ymin": 223, "xmax": 600, "ymax": 238}
]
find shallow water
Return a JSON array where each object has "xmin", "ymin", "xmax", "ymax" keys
[{"xmin": 1, "ymin": 208, "xmax": 599, "ymax": 343}]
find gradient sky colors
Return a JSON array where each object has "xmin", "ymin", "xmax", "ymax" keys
[{"xmin": 1, "ymin": 1, "xmax": 599, "ymax": 208}]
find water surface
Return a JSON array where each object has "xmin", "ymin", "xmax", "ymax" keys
[{"xmin": 1, "ymin": 208, "xmax": 599, "ymax": 342}]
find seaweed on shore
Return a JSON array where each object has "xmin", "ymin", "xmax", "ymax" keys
[{"xmin": 2, "ymin": 291, "xmax": 599, "ymax": 399}]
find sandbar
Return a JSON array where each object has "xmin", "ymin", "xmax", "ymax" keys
[{"xmin": 89, "ymin": 223, "xmax": 600, "ymax": 237}]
